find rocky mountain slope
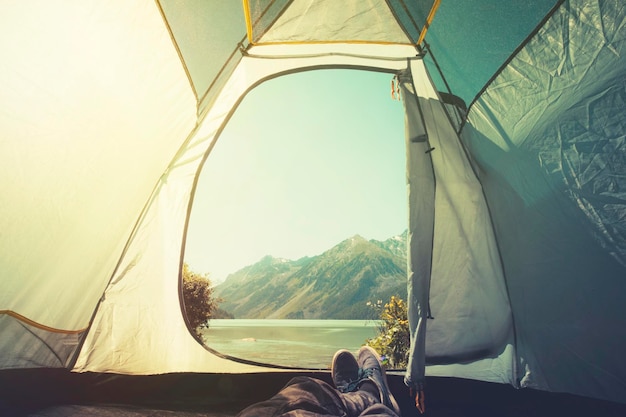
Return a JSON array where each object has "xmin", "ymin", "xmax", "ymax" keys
[{"xmin": 215, "ymin": 232, "xmax": 407, "ymax": 319}]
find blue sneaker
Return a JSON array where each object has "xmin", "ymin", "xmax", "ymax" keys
[
  {"xmin": 357, "ymin": 346, "xmax": 401, "ymax": 415},
  {"xmin": 331, "ymin": 349, "xmax": 360, "ymax": 393}
]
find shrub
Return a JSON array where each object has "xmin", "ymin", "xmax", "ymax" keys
[
  {"xmin": 365, "ymin": 296, "xmax": 410, "ymax": 369},
  {"xmin": 182, "ymin": 263, "xmax": 221, "ymax": 337}
]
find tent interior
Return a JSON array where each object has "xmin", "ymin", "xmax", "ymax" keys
[{"xmin": 1, "ymin": 0, "xmax": 625, "ymax": 416}]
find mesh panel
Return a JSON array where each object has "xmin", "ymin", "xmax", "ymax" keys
[
  {"xmin": 423, "ymin": 0, "xmax": 558, "ymax": 104},
  {"xmin": 0, "ymin": 314, "xmax": 84, "ymax": 369},
  {"xmin": 387, "ymin": 0, "xmax": 435, "ymax": 43},
  {"xmin": 245, "ymin": 0, "xmax": 291, "ymax": 43},
  {"xmin": 159, "ymin": 0, "xmax": 247, "ymax": 102}
]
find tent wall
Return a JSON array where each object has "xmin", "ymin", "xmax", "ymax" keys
[
  {"xmin": 1, "ymin": 0, "xmax": 624, "ymax": 407},
  {"xmin": 402, "ymin": 60, "xmax": 515, "ymax": 388},
  {"xmin": 0, "ymin": 0, "xmax": 196, "ymax": 369},
  {"xmin": 74, "ymin": 50, "xmax": 411, "ymax": 374},
  {"xmin": 158, "ymin": 0, "xmax": 248, "ymax": 116},
  {"xmin": 159, "ymin": 0, "xmax": 247, "ymax": 103},
  {"xmin": 462, "ymin": 0, "xmax": 626, "ymax": 403},
  {"xmin": 422, "ymin": 0, "xmax": 560, "ymax": 105},
  {"xmin": 0, "ymin": 0, "xmax": 423, "ymax": 376}
]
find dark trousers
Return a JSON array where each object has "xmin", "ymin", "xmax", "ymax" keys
[{"xmin": 236, "ymin": 376, "xmax": 400, "ymax": 417}]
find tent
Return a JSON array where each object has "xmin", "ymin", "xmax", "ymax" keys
[{"xmin": 1, "ymin": 0, "xmax": 625, "ymax": 415}]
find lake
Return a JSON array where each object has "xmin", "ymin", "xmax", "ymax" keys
[{"xmin": 201, "ymin": 319, "xmax": 380, "ymax": 369}]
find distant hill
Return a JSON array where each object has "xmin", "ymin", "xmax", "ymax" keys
[{"xmin": 215, "ymin": 231, "xmax": 407, "ymax": 319}]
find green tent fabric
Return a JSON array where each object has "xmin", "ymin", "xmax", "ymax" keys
[{"xmin": 1, "ymin": 0, "xmax": 625, "ymax": 412}]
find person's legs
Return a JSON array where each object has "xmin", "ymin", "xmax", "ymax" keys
[
  {"xmin": 236, "ymin": 376, "xmax": 347, "ymax": 417},
  {"xmin": 236, "ymin": 348, "xmax": 401, "ymax": 417},
  {"xmin": 358, "ymin": 403, "xmax": 402, "ymax": 417}
]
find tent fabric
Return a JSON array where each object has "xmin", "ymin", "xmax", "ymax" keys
[
  {"xmin": 73, "ymin": 51, "xmax": 410, "ymax": 375},
  {"xmin": 1, "ymin": 0, "xmax": 625, "ymax": 407},
  {"xmin": 461, "ymin": 0, "xmax": 626, "ymax": 402},
  {"xmin": 403, "ymin": 60, "xmax": 514, "ymax": 389},
  {"xmin": 423, "ymin": 0, "xmax": 561, "ymax": 106},
  {"xmin": 0, "ymin": 0, "xmax": 197, "ymax": 368},
  {"xmin": 245, "ymin": 0, "xmax": 437, "ymax": 45},
  {"xmin": 159, "ymin": 0, "xmax": 247, "ymax": 103},
  {"xmin": 402, "ymin": 63, "xmax": 436, "ymax": 390},
  {"xmin": 254, "ymin": 0, "xmax": 411, "ymax": 44},
  {"xmin": 387, "ymin": 0, "xmax": 438, "ymax": 44},
  {"xmin": 0, "ymin": 314, "xmax": 83, "ymax": 369}
]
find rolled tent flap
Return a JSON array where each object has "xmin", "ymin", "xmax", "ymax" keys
[
  {"xmin": 401, "ymin": 68, "xmax": 435, "ymax": 389},
  {"xmin": 402, "ymin": 59, "xmax": 516, "ymax": 387}
]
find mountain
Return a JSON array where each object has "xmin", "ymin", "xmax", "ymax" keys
[
  {"xmin": 371, "ymin": 229, "xmax": 407, "ymax": 259},
  {"xmin": 215, "ymin": 232, "xmax": 407, "ymax": 319}
]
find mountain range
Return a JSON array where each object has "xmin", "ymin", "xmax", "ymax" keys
[{"xmin": 214, "ymin": 231, "xmax": 408, "ymax": 319}]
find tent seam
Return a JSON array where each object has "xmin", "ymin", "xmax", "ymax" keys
[
  {"xmin": 155, "ymin": 0, "xmax": 198, "ymax": 103},
  {"xmin": 463, "ymin": 0, "xmax": 567, "ymax": 119},
  {"xmin": 417, "ymin": 0, "xmax": 441, "ymax": 46},
  {"xmin": 245, "ymin": 0, "xmax": 295, "ymax": 45},
  {"xmin": 197, "ymin": 37, "xmax": 248, "ymax": 117}
]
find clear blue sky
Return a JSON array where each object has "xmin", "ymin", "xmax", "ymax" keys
[{"xmin": 184, "ymin": 69, "xmax": 407, "ymax": 282}]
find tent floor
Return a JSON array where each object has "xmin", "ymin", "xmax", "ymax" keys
[{"xmin": 2, "ymin": 369, "xmax": 625, "ymax": 417}]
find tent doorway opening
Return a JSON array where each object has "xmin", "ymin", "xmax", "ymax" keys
[{"xmin": 184, "ymin": 69, "xmax": 408, "ymax": 368}]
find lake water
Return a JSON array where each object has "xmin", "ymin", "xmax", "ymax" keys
[{"xmin": 201, "ymin": 319, "xmax": 380, "ymax": 369}]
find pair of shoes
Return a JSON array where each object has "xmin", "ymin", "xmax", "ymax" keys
[{"xmin": 331, "ymin": 347, "xmax": 401, "ymax": 415}]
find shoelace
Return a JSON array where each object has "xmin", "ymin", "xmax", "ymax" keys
[{"xmin": 336, "ymin": 367, "xmax": 374, "ymax": 393}]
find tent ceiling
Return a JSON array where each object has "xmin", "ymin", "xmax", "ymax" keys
[
  {"xmin": 424, "ymin": 0, "xmax": 560, "ymax": 104},
  {"xmin": 159, "ymin": 0, "xmax": 560, "ymax": 109},
  {"xmin": 159, "ymin": 0, "xmax": 247, "ymax": 101},
  {"xmin": 252, "ymin": 0, "xmax": 413, "ymax": 44}
]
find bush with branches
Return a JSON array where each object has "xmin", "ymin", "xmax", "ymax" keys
[
  {"xmin": 365, "ymin": 296, "xmax": 410, "ymax": 369},
  {"xmin": 181, "ymin": 263, "xmax": 221, "ymax": 337}
]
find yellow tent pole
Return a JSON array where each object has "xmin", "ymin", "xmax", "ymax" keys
[
  {"xmin": 0, "ymin": 310, "xmax": 87, "ymax": 334},
  {"xmin": 242, "ymin": 0, "xmax": 438, "ymax": 48},
  {"xmin": 417, "ymin": 0, "xmax": 441, "ymax": 45},
  {"xmin": 242, "ymin": 0, "xmax": 254, "ymax": 44}
]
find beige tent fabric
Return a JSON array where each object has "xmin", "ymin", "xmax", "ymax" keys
[
  {"xmin": 257, "ymin": 0, "xmax": 411, "ymax": 44},
  {"xmin": 0, "ymin": 1, "xmax": 195, "ymax": 332},
  {"xmin": 403, "ymin": 59, "xmax": 514, "ymax": 388},
  {"xmin": 73, "ymin": 50, "xmax": 410, "ymax": 374}
]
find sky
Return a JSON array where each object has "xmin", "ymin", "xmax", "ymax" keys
[{"xmin": 184, "ymin": 69, "xmax": 408, "ymax": 283}]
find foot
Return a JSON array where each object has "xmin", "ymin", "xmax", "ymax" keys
[
  {"xmin": 331, "ymin": 349, "xmax": 360, "ymax": 393},
  {"xmin": 357, "ymin": 346, "xmax": 401, "ymax": 415}
]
